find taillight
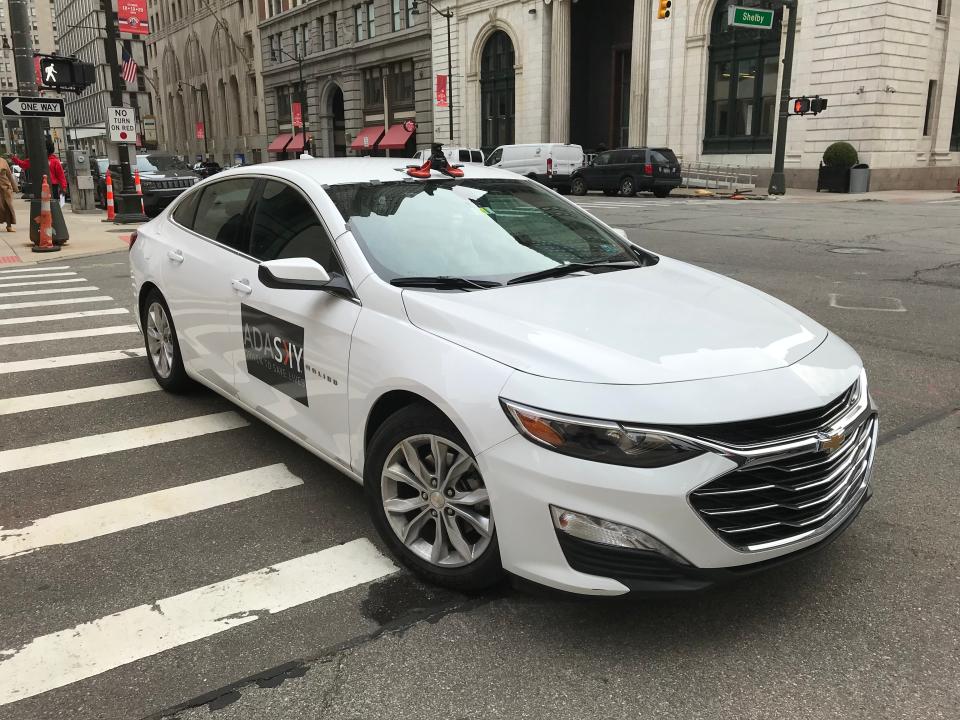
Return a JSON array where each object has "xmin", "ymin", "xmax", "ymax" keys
[
  {"xmin": 547, "ymin": 157, "xmax": 553, "ymax": 177},
  {"xmin": 644, "ymin": 163, "xmax": 653, "ymax": 176},
  {"xmin": 127, "ymin": 230, "xmax": 138, "ymax": 250}
]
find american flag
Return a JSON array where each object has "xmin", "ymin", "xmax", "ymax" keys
[{"xmin": 121, "ymin": 49, "xmax": 138, "ymax": 84}]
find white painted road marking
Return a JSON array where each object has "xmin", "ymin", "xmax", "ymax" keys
[
  {"xmin": 0, "ymin": 347, "xmax": 145, "ymax": 374},
  {"xmin": 0, "ymin": 379, "xmax": 159, "ymax": 415},
  {"xmin": 0, "ymin": 325, "xmax": 140, "ymax": 346},
  {"xmin": 0, "ymin": 265, "xmax": 70, "ymax": 274},
  {"xmin": 0, "ymin": 295, "xmax": 114, "ymax": 311},
  {"xmin": 828, "ymin": 294, "xmax": 907, "ymax": 312},
  {"xmin": 0, "ymin": 286, "xmax": 99, "ymax": 299},
  {"xmin": 0, "ymin": 464, "xmax": 304, "ymax": 561},
  {"xmin": 0, "ymin": 307, "xmax": 129, "ymax": 326},
  {"xmin": 0, "ymin": 278, "xmax": 86, "ymax": 289},
  {"xmin": 0, "ymin": 538, "xmax": 397, "ymax": 706},
  {"xmin": 0, "ymin": 271, "xmax": 76, "ymax": 281},
  {"xmin": 0, "ymin": 412, "xmax": 248, "ymax": 472}
]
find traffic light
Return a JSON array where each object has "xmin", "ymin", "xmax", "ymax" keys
[
  {"xmin": 792, "ymin": 97, "xmax": 810, "ymax": 115},
  {"xmin": 810, "ymin": 96, "xmax": 828, "ymax": 115},
  {"xmin": 657, "ymin": 0, "xmax": 671, "ymax": 19}
]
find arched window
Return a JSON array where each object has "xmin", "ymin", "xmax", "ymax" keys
[
  {"xmin": 704, "ymin": 0, "xmax": 782, "ymax": 154},
  {"xmin": 480, "ymin": 30, "xmax": 515, "ymax": 152}
]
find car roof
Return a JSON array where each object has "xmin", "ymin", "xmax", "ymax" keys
[{"xmin": 212, "ymin": 157, "xmax": 523, "ymax": 185}]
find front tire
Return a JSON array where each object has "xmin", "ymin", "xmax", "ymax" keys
[
  {"xmin": 365, "ymin": 403, "xmax": 502, "ymax": 592},
  {"xmin": 570, "ymin": 177, "xmax": 587, "ymax": 196},
  {"xmin": 141, "ymin": 289, "xmax": 191, "ymax": 392}
]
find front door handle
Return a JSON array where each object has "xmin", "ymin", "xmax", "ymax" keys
[
  {"xmin": 231, "ymin": 279, "xmax": 252, "ymax": 295},
  {"xmin": 167, "ymin": 249, "xmax": 184, "ymax": 264}
]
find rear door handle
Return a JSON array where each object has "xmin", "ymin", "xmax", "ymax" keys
[
  {"xmin": 167, "ymin": 249, "xmax": 184, "ymax": 264},
  {"xmin": 231, "ymin": 279, "xmax": 252, "ymax": 295}
]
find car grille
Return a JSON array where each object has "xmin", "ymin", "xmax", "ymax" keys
[
  {"xmin": 146, "ymin": 179, "xmax": 195, "ymax": 190},
  {"xmin": 689, "ymin": 413, "xmax": 877, "ymax": 551}
]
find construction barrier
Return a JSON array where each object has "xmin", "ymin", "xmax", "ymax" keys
[
  {"xmin": 105, "ymin": 172, "xmax": 115, "ymax": 221},
  {"xmin": 32, "ymin": 176, "xmax": 60, "ymax": 254}
]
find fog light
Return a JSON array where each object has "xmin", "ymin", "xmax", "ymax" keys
[{"xmin": 550, "ymin": 505, "xmax": 690, "ymax": 566}]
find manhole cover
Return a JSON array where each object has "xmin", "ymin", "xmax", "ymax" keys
[{"xmin": 828, "ymin": 247, "xmax": 884, "ymax": 254}]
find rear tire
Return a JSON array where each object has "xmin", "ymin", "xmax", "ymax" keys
[
  {"xmin": 653, "ymin": 188, "xmax": 671, "ymax": 198},
  {"xmin": 619, "ymin": 176, "xmax": 636, "ymax": 197},
  {"xmin": 570, "ymin": 177, "xmax": 587, "ymax": 196},
  {"xmin": 141, "ymin": 289, "xmax": 192, "ymax": 393},
  {"xmin": 365, "ymin": 403, "xmax": 503, "ymax": 593}
]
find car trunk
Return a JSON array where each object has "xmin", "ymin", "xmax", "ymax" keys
[{"xmin": 650, "ymin": 148, "xmax": 681, "ymax": 179}]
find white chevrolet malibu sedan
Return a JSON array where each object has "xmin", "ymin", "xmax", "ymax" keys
[{"xmin": 128, "ymin": 154, "xmax": 877, "ymax": 595}]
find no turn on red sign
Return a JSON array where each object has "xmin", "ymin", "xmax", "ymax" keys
[{"xmin": 107, "ymin": 106, "xmax": 137, "ymax": 143}]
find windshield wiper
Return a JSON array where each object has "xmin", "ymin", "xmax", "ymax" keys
[
  {"xmin": 507, "ymin": 260, "xmax": 639, "ymax": 286},
  {"xmin": 390, "ymin": 276, "xmax": 502, "ymax": 290}
]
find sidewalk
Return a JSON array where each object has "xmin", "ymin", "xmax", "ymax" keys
[{"xmin": 0, "ymin": 197, "xmax": 141, "ymax": 265}]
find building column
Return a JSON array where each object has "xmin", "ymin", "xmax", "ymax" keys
[
  {"xmin": 628, "ymin": 0, "xmax": 651, "ymax": 147},
  {"xmin": 549, "ymin": 0, "xmax": 571, "ymax": 143}
]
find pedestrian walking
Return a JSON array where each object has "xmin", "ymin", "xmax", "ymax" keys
[{"xmin": 0, "ymin": 156, "xmax": 18, "ymax": 232}]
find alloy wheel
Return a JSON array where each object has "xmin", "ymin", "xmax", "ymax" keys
[
  {"xmin": 381, "ymin": 434, "xmax": 494, "ymax": 568},
  {"xmin": 145, "ymin": 302, "xmax": 175, "ymax": 379},
  {"xmin": 620, "ymin": 177, "xmax": 634, "ymax": 196}
]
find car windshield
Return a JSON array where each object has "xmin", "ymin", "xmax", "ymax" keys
[
  {"xmin": 325, "ymin": 179, "xmax": 644, "ymax": 283},
  {"xmin": 136, "ymin": 154, "xmax": 192, "ymax": 173}
]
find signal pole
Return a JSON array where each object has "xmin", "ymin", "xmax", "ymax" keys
[
  {"xmin": 9, "ymin": 0, "xmax": 69, "ymax": 243},
  {"xmin": 768, "ymin": 0, "xmax": 798, "ymax": 196}
]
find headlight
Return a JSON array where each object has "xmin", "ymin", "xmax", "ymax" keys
[{"xmin": 500, "ymin": 400, "xmax": 704, "ymax": 468}]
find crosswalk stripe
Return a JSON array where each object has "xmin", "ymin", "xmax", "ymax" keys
[
  {"xmin": 0, "ymin": 411, "xmax": 248, "ymax": 473},
  {"xmin": 0, "ymin": 307, "xmax": 128, "ymax": 326},
  {"xmin": 0, "ymin": 464, "xmax": 304, "ymax": 561},
  {"xmin": 0, "ymin": 347, "xmax": 145, "ymax": 375},
  {"xmin": 0, "ymin": 278, "xmax": 87, "ymax": 289},
  {"xmin": 0, "ymin": 295, "xmax": 114, "ymax": 311},
  {"xmin": 0, "ymin": 272, "xmax": 77, "ymax": 281},
  {"xmin": 0, "ymin": 265, "xmax": 70, "ymax": 274},
  {"xmin": 0, "ymin": 379, "xmax": 159, "ymax": 415},
  {"xmin": 0, "ymin": 286, "xmax": 99, "ymax": 299},
  {"xmin": 0, "ymin": 538, "xmax": 397, "ymax": 706},
  {"xmin": 0, "ymin": 325, "xmax": 140, "ymax": 346}
]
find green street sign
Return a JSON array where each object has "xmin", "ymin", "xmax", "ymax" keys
[{"xmin": 728, "ymin": 5, "xmax": 775, "ymax": 29}]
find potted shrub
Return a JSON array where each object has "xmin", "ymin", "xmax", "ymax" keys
[{"xmin": 817, "ymin": 142, "xmax": 858, "ymax": 193}]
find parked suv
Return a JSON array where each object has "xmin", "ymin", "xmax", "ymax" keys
[
  {"xmin": 484, "ymin": 143, "xmax": 584, "ymax": 193},
  {"xmin": 571, "ymin": 147, "xmax": 682, "ymax": 198}
]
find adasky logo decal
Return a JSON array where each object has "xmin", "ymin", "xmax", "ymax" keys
[{"xmin": 241, "ymin": 304, "xmax": 309, "ymax": 406}]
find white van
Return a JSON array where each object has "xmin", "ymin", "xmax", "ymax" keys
[
  {"xmin": 483, "ymin": 143, "xmax": 585, "ymax": 192},
  {"xmin": 412, "ymin": 146, "xmax": 485, "ymax": 165}
]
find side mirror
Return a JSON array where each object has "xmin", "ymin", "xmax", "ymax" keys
[
  {"xmin": 259, "ymin": 258, "xmax": 331, "ymax": 290},
  {"xmin": 611, "ymin": 228, "xmax": 628, "ymax": 240}
]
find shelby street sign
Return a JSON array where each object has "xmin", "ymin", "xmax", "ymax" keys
[
  {"xmin": 1, "ymin": 96, "xmax": 65, "ymax": 118},
  {"xmin": 728, "ymin": 5, "xmax": 775, "ymax": 29}
]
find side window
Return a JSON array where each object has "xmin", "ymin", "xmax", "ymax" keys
[
  {"xmin": 249, "ymin": 180, "xmax": 344, "ymax": 276},
  {"xmin": 171, "ymin": 188, "xmax": 200, "ymax": 228},
  {"xmin": 471, "ymin": 150, "xmax": 483, "ymax": 163},
  {"xmin": 611, "ymin": 150, "xmax": 631, "ymax": 164},
  {"xmin": 458, "ymin": 149, "xmax": 471, "ymax": 162},
  {"xmin": 192, "ymin": 178, "xmax": 257, "ymax": 252},
  {"xmin": 629, "ymin": 152, "xmax": 645, "ymax": 164},
  {"xmin": 594, "ymin": 152, "xmax": 610, "ymax": 166},
  {"xmin": 485, "ymin": 148, "xmax": 502, "ymax": 165}
]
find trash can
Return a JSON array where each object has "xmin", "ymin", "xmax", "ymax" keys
[{"xmin": 849, "ymin": 163, "xmax": 871, "ymax": 194}]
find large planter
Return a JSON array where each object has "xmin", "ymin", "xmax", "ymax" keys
[{"xmin": 816, "ymin": 164, "xmax": 851, "ymax": 193}]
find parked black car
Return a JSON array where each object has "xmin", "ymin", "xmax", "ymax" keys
[
  {"xmin": 570, "ymin": 147, "xmax": 682, "ymax": 198},
  {"xmin": 93, "ymin": 153, "xmax": 199, "ymax": 216},
  {"xmin": 192, "ymin": 160, "xmax": 222, "ymax": 179}
]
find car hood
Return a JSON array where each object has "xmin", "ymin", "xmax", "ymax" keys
[
  {"xmin": 401, "ymin": 257, "xmax": 828, "ymax": 384},
  {"xmin": 140, "ymin": 169, "xmax": 198, "ymax": 180}
]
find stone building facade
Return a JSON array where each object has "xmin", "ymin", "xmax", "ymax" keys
[
  {"xmin": 146, "ymin": 0, "xmax": 268, "ymax": 164},
  {"xmin": 429, "ymin": 0, "xmax": 960, "ymax": 189},
  {"xmin": 258, "ymin": 0, "xmax": 433, "ymax": 159}
]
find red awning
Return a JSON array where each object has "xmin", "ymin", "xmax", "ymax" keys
[
  {"xmin": 286, "ymin": 133, "xmax": 312, "ymax": 153},
  {"xmin": 267, "ymin": 133, "xmax": 293, "ymax": 152},
  {"xmin": 350, "ymin": 126, "xmax": 385, "ymax": 151},
  {"xmin": 378, "ymin": 123, "xmax": 415, "ymax": 150}
]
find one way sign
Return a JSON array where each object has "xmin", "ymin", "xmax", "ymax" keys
[{"xmin": 2, "ymin": 96, "xmax": 66, "ymax": 118}]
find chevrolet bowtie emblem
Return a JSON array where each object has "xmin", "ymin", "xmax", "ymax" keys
[{"xmin": 818, "ymin": 431, "xmax": 845, "ymax": 453}]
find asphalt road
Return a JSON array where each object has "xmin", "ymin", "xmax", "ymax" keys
[{"xmin": 1, "ymin": 193, "xmax": 958, "ymax": 720}]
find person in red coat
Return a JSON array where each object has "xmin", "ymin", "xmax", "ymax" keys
[{"xmin": 11, "ymin": 140, "xmax": 67, "ymax": 199}]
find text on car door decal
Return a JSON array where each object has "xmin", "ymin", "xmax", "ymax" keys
[{"xmin": 241, "ymin": 304, "xmax": 309, "ymax": 406}]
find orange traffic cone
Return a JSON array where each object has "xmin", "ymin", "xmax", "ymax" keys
[
  {"xmin": 32, "ymin": 175, "xmax": 60, "ymax": 254},
  {"xmin": 105, "ymin": 172, "xmax": 116, "ymax": 220},
  {"xmin": 134, "ymin": 169, "xmax": 145, "ymax": 215}
]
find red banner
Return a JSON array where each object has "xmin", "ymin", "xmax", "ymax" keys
[
  {"xmin": 435, "ymin": 75, "xmax": 448, "ymax": 107},
  {"xmin": 292, "ymin": 102, "xmax": 302, "ymax": 129},
  {"xmin": 195, "ymin": 122, "xmax": 205, "ymax": 140},
  {"xmin": 118, "ymin": 0, "xmax": 149, "ymax": 35}
]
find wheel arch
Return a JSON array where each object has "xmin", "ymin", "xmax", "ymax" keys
[
  {"xmin": 137, "ymin": 281, "xmax": 162, "ymax": 320},
  {"xmin": 364, "ymin": 389, "xmax": 447, "ymax": 459}
]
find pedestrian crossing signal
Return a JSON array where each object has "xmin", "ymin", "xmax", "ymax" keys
[
  {"xmin": 791, "ymin": 96, "xmax": 828, "ymax": 116},
  {"xmin": 658, "ymin": 0, "xmax": 671, "ymax": 19},
  {"xmin": 793, "ymin": 97, "xmax": 810, "ymax": 115}
]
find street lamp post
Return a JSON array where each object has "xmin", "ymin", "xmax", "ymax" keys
[
  {"xmin": 178, "ymin": 81, "xmax": 209, "ymax": 160},
  {"xmin": 275, "ymin": 46, "xmax": 310, "ymax": 155},
  {"xmin": 412, "ymin": 0, "xmax": 454, "ymax": 143}
]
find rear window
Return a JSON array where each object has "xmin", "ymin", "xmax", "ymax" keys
[{"xmin": 650, "ymin": 148, "xmax": 679, "ymax": 165}]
